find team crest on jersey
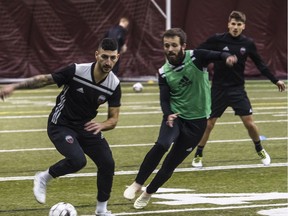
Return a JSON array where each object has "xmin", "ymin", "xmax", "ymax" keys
[
  {"xmin": 97, "ymin": 95, "xmax": 106, "ymax": 104},
  {"xmin": 240, "ymin": 47, "xmax": 246, "ymax": 55},
  {"xmin": 65, "ymin": 135, "xmax": 74, "ymax": 144}
]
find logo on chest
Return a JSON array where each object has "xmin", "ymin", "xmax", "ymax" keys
[
  {"xmin": 240, "ymin": 47, "xmax": 246, "ymax": 55},
  {"xmin": 76, "ymin": 87, "xmax": 84, "ymax": 93},
  {"xmin": 97, "ymin": 95, "xmax": 107, "ymax": 104},
  {"xmin": 178, "ymin": 75, "xmax": 192, "ymax": 88}
]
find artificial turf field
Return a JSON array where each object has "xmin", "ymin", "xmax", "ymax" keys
[{"xmin": 0, "ymin": 80, "xmax": 287, "ymax": 216}]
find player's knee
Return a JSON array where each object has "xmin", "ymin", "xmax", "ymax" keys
[
  {"xmin": 155, "ymin": 142, "xmax": 171, "ymax": 152},
  {"xmin": 206, "ymin": 121, "xmax": 215, "ymax": 131},
  {"xmin": 99, "ymin": 157, "xmax": 115, "ymax": 175},
  {"xmin": 245, "ymin": 122, "xmax": 257, "ymax": 131},
  {"xmin": 70, "ymin": 155, "xmax": 87, "ymax": 172}
]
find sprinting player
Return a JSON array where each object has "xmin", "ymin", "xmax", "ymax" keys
[
  {"xmin": 123, "ymin": 28, "xmax": 237, "ymax": 209},
  {"xmin": 191, "ymin": 11, "xmax": 286, "ymax": 168},
  {"xmin": 0, "ymin": 38, "xmax": 121, "ymax": 216}
]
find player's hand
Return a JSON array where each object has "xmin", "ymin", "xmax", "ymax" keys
[
  {"xmin": 84, "ymin": 121, "xmax": 104, "ymax": 135},
  {"xmin": 226, "ymin": 55, "xmax": 237, "ymax": 67},
  {"xmin": 276, "ymin": 80, "xmax": 286, "ymax": 92},
  {"xmin": 0, "ymin": 84, "xmax": 15, "ymax": 101},
  {"xmin": 166, "ymin": 113, "xmax": 179, "ymax": 128}
]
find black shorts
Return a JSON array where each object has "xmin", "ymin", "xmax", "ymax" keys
[
  {"xmin": 210, "ymin": 87, "xmax": 253, "ymax": 118},
  {"xmin": 156, "ymin": 117, "xmax": 207, "ymax": 151}
]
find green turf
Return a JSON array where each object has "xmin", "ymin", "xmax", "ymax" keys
[{"xmin": 0, "ymin": 80, "xmax": 287, "ymax": 216}]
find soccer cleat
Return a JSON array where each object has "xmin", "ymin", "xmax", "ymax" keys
[
  {"xmin": 192, "ymin": 155, "xmax": 203, "ymax": 168},
  {"xmin": 33, "ymin": 172, "xmax": 47, "ymax": 204},
  {"xmin": 123, "ymin": 184, "xmax": 141, "ymax": 200},
  {"xmin": 257, "ymin": 149, "xmax": 271, "ymax": 166},
  {"xmin": 133, "ymin": 192, "xmax": 151, "ymax": 209},
  {"xmin": 95, "ymin": 211, "xmax": 115, "ymax": 216}
]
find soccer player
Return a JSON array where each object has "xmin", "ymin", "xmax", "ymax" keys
[
  {"xmin": 0, "ymin": 38, "xmax": 121, "ymax": 216},
  {"xmin": 104, "ymin": 17, "xmax": 129, "ymax": 75},
  {"xmin": 123, "ymin": 28, "xmax": 237, "ymax": 209},
  {"xmin": 191, "ymin": 11, "xmax": 286, "ymax": 168}
]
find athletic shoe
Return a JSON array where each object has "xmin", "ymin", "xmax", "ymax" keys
[
  {"xmin": 192, "ymin": 155, "xmax": 203, "ymax": 168},
  {"xmin": 95, "ymin": 211, "xmax": 115, "ymax": 216},
  {"xmin": 123, "ymin": 184, "xmax": 141, "ymax": 200},
  {"xmin": 133, "ymin": 192, "xmax": 151, "ymax": 209},
  {"xmin": 33, "ymin": 172, "xmax": 47, "ymax": 204},
  {"xmin": 257, "ymin": 149, "xmax": 271, "ymax": 166}
]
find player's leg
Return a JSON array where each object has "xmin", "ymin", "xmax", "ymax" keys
[
  {"xmin": 34, "ymin": 124, "xmax": 86, "ymax": 204},
  {"xmin": 124, "ymin": 117, "xmax": 180, "ymax": 200},
  {"xmin": 192, "ymin": 87, "xmax": 226, "ymax": 167},
  {"xmin": 240, "ymin": 115, "xmax": 270, "ymax": 165},
  {"xmin": 192, "ymin": 117, "xmax": 218, "ymax": 167},
  {"xmin": 232, "ymin": 89, "xmax": 270, "ymax": 165},
  {"xmin": 134, "ymin": 118, "xmax": 207, "ymax": 209},
  {"xmin": 81, "ymin": 132, "xmax": 115, "ymax": 215}
]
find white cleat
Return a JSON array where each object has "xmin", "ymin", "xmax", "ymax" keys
[
  {"xmin": 123, "ymin": 184, "xmax": 141, "ymax": 200},
  {"xmin": 33, "ymin": 172, "xmax": 47, "ymax": 204},
  {"xmin": 192, "ymin": 155, "xmax": 203, "ymax": 168},
  {"xmin": 133, "ymin": 192, "xmax": 151, "ymax": 209},
  {"xmin": 258, "ymin": 149, "xmax": 271, "ymax": 166}
]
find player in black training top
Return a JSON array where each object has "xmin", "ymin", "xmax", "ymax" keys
[
  {"xmin": 104, "ymin": 17, "xmax": 129, "ymax": 75},
  {"xmin": 191, "ymin": 11, "xmax": 286, "ymax": 168},
  {"xmin": 0, "ymin": 38, "xmax": 121, "ymax": 216}
]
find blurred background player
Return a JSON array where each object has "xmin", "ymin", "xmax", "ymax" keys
[
  {"xmin": 191, "ymin": 11, "xmax": 286, "ymax": 168},
  {"xmin": 0, "ymin": 38, "xmax": 121, "ymax": 216},
  {"xmin": 104, "ymin": 17, "xmax": 129, "ymax": 75}
]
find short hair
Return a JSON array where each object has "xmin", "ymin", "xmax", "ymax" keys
[
  {"xmin": 120, "ymin": 17, "xmax": 129, "ymax": 23},
  {"xmin": 229, "ymin": 11, "xmax": 246, "ymax": 23},
  {"xmin": 98, "ymin": 38, "xmax": 118, "ymax": 51},
  {"xmin": 162, "ymin": 28, "xmax": 187, "ymax": 45}
]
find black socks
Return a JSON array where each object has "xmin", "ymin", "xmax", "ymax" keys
[{"xmin": 254, "ymin": 140, "xmax": 263, "ymax": 152}]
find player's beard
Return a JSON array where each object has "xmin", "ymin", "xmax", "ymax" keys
[
  {"xmin": 101, "ymin": 64, "xmax": 112, "ymax": 74},
  {"xmin": 166, "ymin": 50, "xmax": 185, "ymax": 65}
]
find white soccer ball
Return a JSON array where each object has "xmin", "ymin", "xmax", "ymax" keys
[
  {"xmin": 49, "ymin": 202, "xmax": 77, "ymax": 216},
  {"xmin": 133, "ymin": 82, "xmax": 143, "ymax": 92}
]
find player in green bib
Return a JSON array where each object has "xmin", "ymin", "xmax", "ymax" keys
[
  {"xmin": 123, "ymin": 28, "xmax": 237, "ymax": 209},
  {"xmin": 161, "ymin": 49, "xmax": 211, "ymax": 120}
]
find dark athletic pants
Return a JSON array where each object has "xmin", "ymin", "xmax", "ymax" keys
[
  {"xmin": 135, "ymin": 117, "xmax": 207, "ymax": 194},
  {"xmin": 47, "ymin": 123, "xmax": 115, "ymax": 202}
]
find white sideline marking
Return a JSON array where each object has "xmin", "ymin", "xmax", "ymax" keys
[
  {"xmin": 0, "ymin": 137, "xmax": 287, "ymax": 153},
  {"xmin": 0, "ymin": 163, "xmax": 287, "ymax": 182},
  {"xmin": 81, "ymin": 203, "xmax": 288, "ymax": 216},
  {"xmin": 0, "ymin": 110, "xmax": 287, "ymax": 119},
  {"xmin": 0, "ymin": 119, "xmax": 287, "ymax": 133}
]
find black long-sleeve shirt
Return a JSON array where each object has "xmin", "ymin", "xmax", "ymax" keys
[{"xmin": 198, "ymin": 32, "xmax": 278, "ymax": 88}]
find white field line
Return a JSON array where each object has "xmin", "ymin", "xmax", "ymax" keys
[
  {"xmin": 2, "ymin": 95, "xmax": 287, "ymax": 100},
  {"xmin": 0, "ymin": 119, "xmax": 287, "ymax": 133},
  {"xmin": 0, "ymin": 162, "xmax": 287, "ymax": 182},
  {"xmin": 0, "ymin": 109, "xmax": 287, "ymax": 119},
  {"xmin": 0, "ymin": 137, "xmax": 287, "ymax": 153},
  {"xmin": 81, "ymin": 203, "xmax": 288, "ymax": 216}
]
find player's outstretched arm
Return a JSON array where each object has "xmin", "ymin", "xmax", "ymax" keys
[
  {"xmin": 0, "ymin": 74, "xmax": 55, "ymax": 101},
  {"xmin": 275, "ymin": 80, "xmax": 286, "ymax": 92}
]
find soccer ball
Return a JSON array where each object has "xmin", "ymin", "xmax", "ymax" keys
[
  {"xmin": 133, "ymin": 82, "xmax": 143, "ymax": 92},
  {"xmin": 49, "ymin": 202, "xmax": 77, "ymax": 216}
]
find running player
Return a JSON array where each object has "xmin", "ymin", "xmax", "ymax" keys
[
  {"xmin": 191, "ymin": 11, "xmax": 286, "ymax": 168},
  {"xmin": 123, "ymin": 28, "xmax": 237, "ymax": 209},
  {"xmin": 0, "ymin": 38, "xmax": 121, "ymax": 216}
]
